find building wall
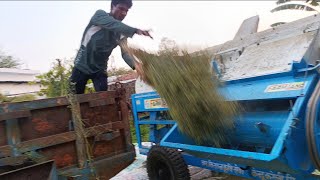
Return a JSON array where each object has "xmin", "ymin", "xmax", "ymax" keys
[
  {"xmin": 0, "ymin": 83, "xmax": 41, "ymax": 96},
  {"xmin": 0, "ymin": 68, "xmax": 39, "ymax": 82}
]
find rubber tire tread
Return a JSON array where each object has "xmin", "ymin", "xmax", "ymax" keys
[
  {"xmin": 147, "ymin": 145, "xmax": 190, "ymax": 180},
  {"xmin": 306, "ymin": 80, "xmax": 320, "ymax": 170}
]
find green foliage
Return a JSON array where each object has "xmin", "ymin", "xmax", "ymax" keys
[
  {"xmin": 36, "ymin": 59, "xmax": 73, "ymax": 98},
  {"xmin": 84, "ymin": 79, "xmax": 96, "ymax": 94},
  {"xmin": 308, "ymin": 0, "xmax": 320, "ymax": 6},
  {"xmin": 0, "ymin": 93, "xmax": 36, "ymax": 103},
  {"xmin": 276, "ymin": 0, "xmax": 291, "ymax": 5},
  {"xmin": 36, "ymin": 57, "xmax": 135, "ymax": 97},
  {"xmin": 0, "ymin": 93, "xmax": 10, "ymax": 103},
  {"xmin": 0, "ymin": 50, "xmax": 21, "ymax": 68},
  {"xmin": 273, "ymin": 0, "xmax": 319, "ymax": 13},
  {"xmin": 129, "ymin": 115, "xmax": 149, "ymax": 143},
  {"xmin": 277, "ymin": 0, "xmax": 320, "ymax": 5},
  {"xmin": 10, "ymin": 94, "xmax": 36, "ymax": 102}
]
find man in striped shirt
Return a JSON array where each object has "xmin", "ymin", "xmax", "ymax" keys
[{"xmin": 70, "ymin": 0, "xmax": 152, "ymax": 94}]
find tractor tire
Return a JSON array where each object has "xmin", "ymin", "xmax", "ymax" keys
[{"xmin": 147, "ymin": 145, "xmax": 190, "ymax": 180}]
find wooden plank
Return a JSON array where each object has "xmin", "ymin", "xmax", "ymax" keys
[
  {"xmin": 85, "ymin": 121, "xmax": 124, "ymax": 137},
  {"xmin": 70, "ymin": 98, "xmax": 87, "ymax": 169},
  {"xmin": 89, "ymin": 98, "xmax": 115, "ymax": 108},
  {"xmin": 17, "ymin": 131, "xmax": 76, "ymax": 153},
  {"xmin": 119, "ymin": 97, "xmax": 133, "ymax": 152},
  {"xmin": 0, "ymin": 111, "xmax": 31, "ymax": 121},
  {"xmin": 0, "ymin": 146, "xmax": 12, "ymax": 158},
  {"xmin": 0, "ymin": 91, "xmax": 117, "ymax": 115},
  {"xmin": 0, "ymin": 160, "xmax": 55, "ymax": 179},
  {"xmin": 94, "ymin": 131, "xmax": 121, "ymax": 142},
  {"xmin": 0, "ymin": 155, "xmax": 29, "ymax": 167},
  {"xmin": 5, "ymin": 119, "xmax": 21, "ymax": 156},
  {"xmin": 0, "ymin": 122, "xmax": 124, "ymax": 158},
  {"xmin": 58, "ymin": 151, "xmax": 135, "ymax": 179}
]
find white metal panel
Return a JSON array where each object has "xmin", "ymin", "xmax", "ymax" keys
[
  {"xmin": 135, "ymin": 77, "xmax": 155, "ymax": 94},
  {"xmin": 201, "ymin": 14, "xmax": 320, "ymax": 57},
  {"xmin": 221, "ymin": 31, "xmax": 317, "ymax": 81}
]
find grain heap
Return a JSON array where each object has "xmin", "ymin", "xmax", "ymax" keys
[{"xmin": 127, "ymin": 47, "xmax": 239, "ymax": 147}]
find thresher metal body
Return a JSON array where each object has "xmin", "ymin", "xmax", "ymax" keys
[{"xmin": 132, "ymin": 14, "xmax": 320, "ymax": 179}]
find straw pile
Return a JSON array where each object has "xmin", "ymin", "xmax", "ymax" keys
[{"xmin": 126, "ymin": 47, "xmax": 239, "ymax": 147}]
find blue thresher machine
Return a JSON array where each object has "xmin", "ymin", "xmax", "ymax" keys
[{"xmin": 131, "ymin": 15, "xmax": 320, "ymax": 179}]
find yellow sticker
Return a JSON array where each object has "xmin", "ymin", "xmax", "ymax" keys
[
  {"xmin": 265, "ymin": 82, "xmax": 306, "ymax": 93},
  {"xmin": 144, "ymin": 98, "xmax": 167, "ymax": 109}
]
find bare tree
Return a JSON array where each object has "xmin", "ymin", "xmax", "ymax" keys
[{"xmin": 0, "ymin": 50, "xmax": 21, "ymax": 68}]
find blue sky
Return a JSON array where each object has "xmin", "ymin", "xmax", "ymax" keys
[{"xmin": 0, "ymin": 1, "xmax": 277, "ymax": 73}]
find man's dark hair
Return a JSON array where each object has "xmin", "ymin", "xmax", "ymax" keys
[{"xmin": 111, "ymin": 0, "xmax": 133, "ymax": 8}]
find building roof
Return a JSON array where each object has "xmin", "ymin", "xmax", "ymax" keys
[{"xmin": 0, "ymin": 68, "xmax": 40, "ymax": 82}]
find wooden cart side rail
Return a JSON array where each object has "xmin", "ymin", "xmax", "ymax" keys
[
  {"xmin": 0, "ymin": 91, "xmax": 117, "ymax": 116},
  {"xmin": 58, "ymin": 150, "xmax": 135, "ymax": 179},
  {"xmin": 0, "ymin": 121, "xmax": 125, "ymax": 158}
]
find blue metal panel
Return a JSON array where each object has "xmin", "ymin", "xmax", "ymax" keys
[
  {"xmin": 271, "ymin": 75, "xmax": 318, "ymax": 154},
  {"xmin": 231, "ymin": 111, "xmax": 289, "ymax": 148},
  {"xmin": 131, "ymin": 93, "xmax": 174, "ymax": 150},
  {"xmin": 138, "ymin": 120, "xmax": 175, "ymax": 125},
  {"xmin": 219, "ymin": 74, "xmax": 316, "ymax": 101},
  {"xmin": 160, "ymin": 124, "xmax": 277, "ymax": 162},
  {"xmin": 132, "ymin": 92, "xmax": 168, "ymax": 112},
  {"xmin": 149, "ymin": 112, "xmax": 157, "ymax": 143},
  {"xmin": 131, "ymin": 93, "xmax": 143, "ymax": 149},
  {"xmin": 183, "ymin": 154, "xmax": 319, "ymax": 180}
]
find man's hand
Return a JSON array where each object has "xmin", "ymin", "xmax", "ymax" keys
[
  {"xmin": 136, "ymin": 29, "xmax": 153, "ymax": 39},
  {"xmin": 133, "ymin": 58, "xmax": 148, "ymax": 83}
]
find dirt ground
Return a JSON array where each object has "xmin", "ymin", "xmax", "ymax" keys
[{"xmin": 111, "ymin": 153, "xmax": 248, "ymax": 180}]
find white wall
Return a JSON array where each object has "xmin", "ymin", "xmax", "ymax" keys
[
  {"xmin": 0, "ymin": 68, "xmax": 40, "ymax": 82},
  {"xmin": 0, "ymin": 83, "xmax": 41, "ymax": 96}
]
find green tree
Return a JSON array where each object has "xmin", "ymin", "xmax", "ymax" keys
[
  {"xmin": 272, "ymin": 0, "xmax": 319, "ymax": 13},
  {"xmin": 158, "ymin": 37, "xmax": 180, "ymax": 55},
  {"xmin": 37, "ymin": 56, "xmax": 137, "ymax": 98},
  {"xmin": 0, "ymin": 50, "xmax": 21, "ymax": 68},
  {"xmin": 0, "ymin": 93, "xmax": 36, "ymax": 103},
  {"xmin": 36, "ymin": 58, "xmax": 73, "ymax": 98},
  {"xmin": 270, "ymin": 0, "xmax": 320, "ymax": 27}
]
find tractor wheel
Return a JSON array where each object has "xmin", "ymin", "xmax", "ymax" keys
[{"xmin": 147, "ymin": 145, "xmax": 190, "ymax": 180}]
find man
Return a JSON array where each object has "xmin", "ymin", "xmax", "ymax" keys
[{"xmin": 70, "ymin": 0, "xmax": 151, "ymax": 94}]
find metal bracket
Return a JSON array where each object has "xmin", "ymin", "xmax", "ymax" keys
[
  {"xmin": 255, "ymin": 122, "xmax": 271, "ymax": 134},
  {"xmin": 211, "ymin": 60, "xmax": 222, "ymax": 79},
  {"xmin": 297, "ymin": 63, "xmax": 320, "ymax": 73}
]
